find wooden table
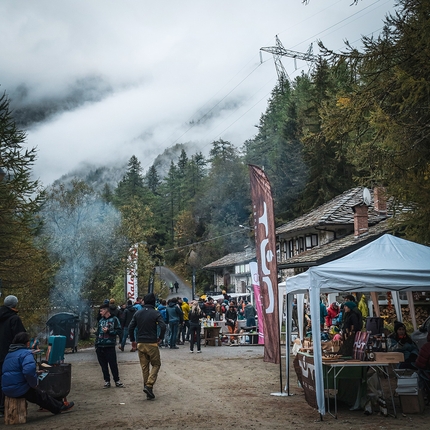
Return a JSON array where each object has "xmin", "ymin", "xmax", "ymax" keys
[
  {"xmin": 223, "ymin": 332, "xmax": 260, "ymax": 345},
  {"xmin": 203, "ymin": 326, "xmax": 222, "ymax": 346}
]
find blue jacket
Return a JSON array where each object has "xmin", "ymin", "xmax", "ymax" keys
[
  {"xmin": 166, "ymin": 302, "xmax": 183, "ymax": 324},
  {"xmin": 157, "ymin": 304, "xmax": 167, "ymax": 322},
  {"xmin": 1, "ymin": 344, "xmax": 38, "ymax": 397}
]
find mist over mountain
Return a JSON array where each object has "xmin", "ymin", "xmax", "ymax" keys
[
  {"xmin": 49, "ymin": 142, "xmax": 201, "ymax": 191},
  {"xmin": 51, "ymin": 163, "xmax": 126, "ymax": 193},
  {"xmin": 8, "ymin": 75, "xmax": 113, "ymax": 129}
]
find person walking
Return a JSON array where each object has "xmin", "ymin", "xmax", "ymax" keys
[
  {"xmin": 128, "ymin": 293, "xmax": 166, "ymax": 400},
  {"xmin": 188, "ymin": 301, "xmax": 202, "ymax": 353},
  {"xmin": 2, "ymin": 332, "xmax": 74, "ymax": 414},
  {"xmin": 174, "ymin": 281, "xmax": 179, "ymax": 293},
  {"xmin": 166, "ymin": 298, "xmax": 183, "ymax": 349},
  {"xmin": 95, "ymin": 303, "xmax": 124, "ymax": 388},
  {"xmin": 0, "ymin": 295, "xmax": 26, "ymax": 416}
]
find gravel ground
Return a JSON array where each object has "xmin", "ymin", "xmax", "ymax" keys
[{"xmin": 4, "ymin": 343, "xmax": 430, "ymax": 429}]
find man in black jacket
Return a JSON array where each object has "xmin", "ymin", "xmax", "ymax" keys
[
  {"xmin": 0, "ymin": 295, "xmax": 26, "ymax": 416},
  {"xmin": 119, "ymin": 300, "xmax": 136, "ymax": 351},
  {"xmin": 129, "ymin": 293, "xmax": 166, "ymax": 400}
]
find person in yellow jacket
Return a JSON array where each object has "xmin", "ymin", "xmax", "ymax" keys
[
  {"xmin": 181, "ymin": 298, "xmax": 190, "ymax": 343},
  {"xmin": 358, "ymin": 295, "xmax": 369, "ymax": 321}
]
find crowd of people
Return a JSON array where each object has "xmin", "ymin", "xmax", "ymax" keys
[
  {"xmin": 109, "ymin": 293, "xmax": 257, "ymax": 353},
  {"xmin": 0, "ymin": 290, "xmax": 430, "ymax": 416},
  {"xmin": 94, "ymin": 292, "xmax": 257, "ymax": 399}
]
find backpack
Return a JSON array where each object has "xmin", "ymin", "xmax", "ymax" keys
[{"xmin": 159, "ymin": 307, "xmax": 167, "ymax": 322}]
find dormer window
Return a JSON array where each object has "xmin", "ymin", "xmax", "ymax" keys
[
  {"xmin": 298, "ymin": 237, "xmax": 304, "ymax": 253},
  {"xmin": 312, "ymin": 234, "xmax": 318, "ymax": 247}
]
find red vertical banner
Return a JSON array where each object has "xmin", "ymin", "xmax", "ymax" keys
[{"xmin": 248, "ymin": 164, "xmax": 280, "ymax": 364}]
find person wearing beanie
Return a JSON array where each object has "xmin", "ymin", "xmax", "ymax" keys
[
  {"xmin": 339, "ymin": 301, "xmax": 360, "ymax": 357},
  {"xmin": 2, "ymin": 332, "xmax": 74, "ymax": 414},
  {"xmin": 0, "ymin": 295, "xmax": 26, "ymax": 415},
  {"xmin": 129, "ymin": 292, "xmax": 166, "ymax": 400},
  {"xmin": 387, "ymin": 320, "xmax": 419, "ymax": 369}
]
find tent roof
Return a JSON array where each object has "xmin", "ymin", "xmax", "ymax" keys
[{"xmin": 286, "ymin": 234, "xmax": 430, "ymax": 294}]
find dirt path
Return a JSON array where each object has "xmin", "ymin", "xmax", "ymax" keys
[{"xmin": 6, "ymin": 345, "xmax": 430, "ymax": 429}]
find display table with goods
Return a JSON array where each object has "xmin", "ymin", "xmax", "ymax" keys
[
  {"xmin": 294, "ymin": 351, "xmax": 397, "ymax": 418},
  {"xmin": 294, "ymin": 340, "xmax": 400, "ymax": 419}
]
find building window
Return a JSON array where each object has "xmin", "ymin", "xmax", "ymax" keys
[
  {"xmin": 288, "ymin": 240, "xmax": 294, "ymax": 258},
  {"xmin": 312, "ymin": 234, "xmax": 318, "ymax": 247},
  {"xmin": 298, "ymin": 237, "xmax": 304, "ymax": 253},
  {"xmin": 305, "ymin": 236, "xmax": 312, "ymax": 249}
]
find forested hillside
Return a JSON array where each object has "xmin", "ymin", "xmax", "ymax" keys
[{"xmin": 1, "ymin": 0, "xmax": 428, "ymax": 324}]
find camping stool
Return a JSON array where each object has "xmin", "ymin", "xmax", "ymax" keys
[{"xmin": 4, "ymin": 396, "xmax": 27, "ymax": 425}]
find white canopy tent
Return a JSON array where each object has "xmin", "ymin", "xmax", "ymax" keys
[{"xmin": 285, "ymin": 234, "xmax": 430, "ymax": 415}]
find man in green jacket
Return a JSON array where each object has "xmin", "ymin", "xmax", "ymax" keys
[{"xmin": 95, "ymin": 303, "xmax": 124, "ymax": 389}]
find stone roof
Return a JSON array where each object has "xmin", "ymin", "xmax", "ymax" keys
[
  {"xmin": 203, "ymin": 249, "xmax": 255, "ymax": 270},
  {"xmin": 276, "ymin": 187, "xmax": 388, "ymax": 235},
  {"xmin": 278, "ymin": 219, "xmax": 392, "ymax": 269}
]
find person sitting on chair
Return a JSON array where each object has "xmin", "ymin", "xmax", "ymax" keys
[{"xmin": 1, "ymin": 332, "xmax": 74, "ymax": 414}]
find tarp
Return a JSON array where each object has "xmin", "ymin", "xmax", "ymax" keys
[{"xmin": 285, "ymin": 234, "xmax": 430, "ymax": 415}]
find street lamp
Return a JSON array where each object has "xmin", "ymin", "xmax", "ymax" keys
[{"xmin": 187, "ymin": 250, "xmax": 198, "ymax": 300}]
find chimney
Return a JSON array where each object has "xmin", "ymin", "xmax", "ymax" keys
[
  {"xmin": 373, "ymin": 187, "xmax": 387, "ymax": 215},
  {"xmin": 353, "ymin": 204, "xmax": 368, "ymax": 237}
]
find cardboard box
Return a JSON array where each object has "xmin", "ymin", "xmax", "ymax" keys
[
  {"xmin": 399, "ymin": 390, "xmax": 425, "ymax": 414},
  {"xmin": 373, "ymin": 352, "xmax": 404, "ymax": 363}
]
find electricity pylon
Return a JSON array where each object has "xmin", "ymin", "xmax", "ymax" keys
[{"xmin": 260, "ymin": 35, "xmax": 318, "ymax": 90}]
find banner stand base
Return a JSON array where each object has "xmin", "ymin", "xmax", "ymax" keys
[{"xmin": 270, "ymin": 392, "xmax": 290, "ymax": 397}]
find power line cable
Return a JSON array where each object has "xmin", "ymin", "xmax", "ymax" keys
[
  {"xmin": 164, "ymin": 228, "xmax": 248, "ymax": 252},
  {"xmin": 140, "ymin": 0, "xmax": 393, "ymax": 174}
]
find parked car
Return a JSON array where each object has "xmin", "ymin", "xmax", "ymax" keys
[{"xmin": 411, "ymin": 316, "xmax": 430, "ymax": 349}]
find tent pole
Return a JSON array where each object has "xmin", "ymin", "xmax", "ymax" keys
[{"xmin": 271, "ymin": 293, "xmax": 288, "ymax": 397}]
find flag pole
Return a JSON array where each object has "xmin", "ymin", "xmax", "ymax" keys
[{"xmin": 271, "ymin": 299, "xmax": 288, "ymax": 396}]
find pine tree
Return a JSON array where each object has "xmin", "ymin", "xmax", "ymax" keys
[
  {"xmin": 114, "ymin": 155, "xmax": 146, "ymax": 205},
  {"xmin": 0, "ymin": 92, "xmax": 50, "ymax": 323}
]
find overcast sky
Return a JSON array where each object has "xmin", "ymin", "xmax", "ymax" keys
[{"xmin": 0, "ymin": 0, "xmax": 395, "ymax": 186}]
